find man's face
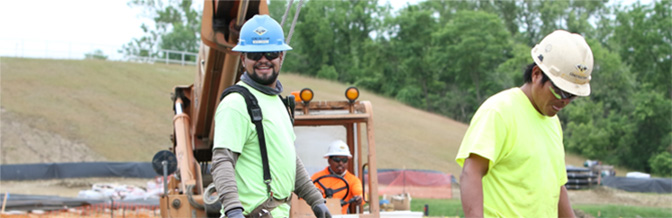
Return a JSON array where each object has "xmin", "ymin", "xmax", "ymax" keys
[
  {"xmin": 241, "ymin": 51, "xmax": 283, "ymax": 86},
  {"xmin": 328, "ymin": 155, "xmax": 349, "ymax": 175},
  {"xmin": 530, "ymin": 67, "xmax": 574, "ymax": 117}
]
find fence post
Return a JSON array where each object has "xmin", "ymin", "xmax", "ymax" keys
[{"xmin": 181, "ymin": 52, "xmax": 185, "ymax": 66}]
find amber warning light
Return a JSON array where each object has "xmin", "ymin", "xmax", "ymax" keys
[
  {"xmin": 345, "ymin": 87, "xmax": 359, "ymax": 103},
  {"xmin": 299, "ymin": 88, "xmax": 314, "ymax": 104}
]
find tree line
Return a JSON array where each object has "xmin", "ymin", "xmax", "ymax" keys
[{"xmin": 125, "ymin": 0, "xmax": 671, "ymax": 176}]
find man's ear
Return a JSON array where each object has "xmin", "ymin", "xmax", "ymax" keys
[
  {"xmin": 240, "ymin": 53, "xmax": 246, "ymax": 67},
  {"xmin": 531, "ymin": 65, "xmax": 543, "ymax": 83}
]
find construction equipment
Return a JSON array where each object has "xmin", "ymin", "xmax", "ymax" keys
[{"xmin": 158, "ymin": 0, "xmax": 380, "ymax": 217}]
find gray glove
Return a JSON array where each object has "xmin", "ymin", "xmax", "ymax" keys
[
  {"xmin": 225, "ymin": 208, "xmax": 245, "ymax": 218},
  {"xmin": 312, "ymin": 203, "xmax": 332, "ymax": 218}
]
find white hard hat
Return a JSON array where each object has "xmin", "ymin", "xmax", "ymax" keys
[
  {"xmin": 324, "ymin": 140, "xmax": 352, "ymax": 158},
  {"xmin": 531, "ymin": 30, "xmax": 594, "ymax": 96}
]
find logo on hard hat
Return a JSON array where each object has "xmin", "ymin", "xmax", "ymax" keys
[
  {"xmin": 569, "ymin": 64, "xmax": 590, "ymax": 81},
  {"xmin": 254, "ymin": 26, "xmax": 267, "ymax": 36}
]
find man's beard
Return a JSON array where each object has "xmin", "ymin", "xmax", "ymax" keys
[{"xmin": 249, "ymin": 63, "xmax": 279, "ymax": 85}]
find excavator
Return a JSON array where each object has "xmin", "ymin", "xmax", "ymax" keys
[{"xmin": 153, "ymin": 0, "xmax": 381, "ymax": 217}]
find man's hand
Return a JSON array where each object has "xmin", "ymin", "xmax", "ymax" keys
[
  {"xmin": 353, "ymin": 195, "xmax": 363, "ymax": 205},
  {"xmin": 312, "ymin": 203, "xmax": 332, "ymax": 218},
  {"xmin": 224, "ymin": 208, "xmax": 244, "ymax": 218}
]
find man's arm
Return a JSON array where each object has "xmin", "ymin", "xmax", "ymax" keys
[
  {"xmin": 294, "ymin": 156, "xmax": 326, "ymax": 206},
  {"xmin": 347, "ymin": 195, "xmax": 363, "ymax": 213},
  {"xmin": 460, "ymin": 153, "xmax": 489, "ymax": 218},
  {"xmin": 294, "ymin": 156, "xmax": 332, "ymax": 218},
  {"xmin": 211, "ymin": 148, "xmax": 244, "ymax": 214},
  {"xmin": 348, "ymin": 176, "xmax": 364, "ymax": 213},
  {"xmin": 558, "ymin": 185, "xmax": 575, "ymax": 218}
]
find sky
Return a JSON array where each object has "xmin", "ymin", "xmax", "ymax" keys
[{"xmin": 0, "ymin": 0, "xmax": 148, "ymax": 60}]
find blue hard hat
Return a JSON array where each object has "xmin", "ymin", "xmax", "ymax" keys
[{"xmin": 232, "ymin": 15, "xmax": 293, "ymax": 52}]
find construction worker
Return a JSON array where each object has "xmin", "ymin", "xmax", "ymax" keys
[
  {"xmin": 456, "ymin": 30, "xmax": 594, "ymax": 217},
  {"xmin": 211, "ymin": 15, "xmax": 331, "ymax": 218},
  {"xmin": 311, "ymin": 140, "xmax": 364, "ymax": 214}
]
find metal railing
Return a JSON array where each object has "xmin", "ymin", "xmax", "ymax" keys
[
  {"xmin": 0, "ymin": 39, "xmax": 198, "ymax": 66},
  {"xmin": 127, "ymin": 49, "xmax": 198, "ymax": 66}
]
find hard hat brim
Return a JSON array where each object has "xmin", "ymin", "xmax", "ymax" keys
[
  {"xmin": 324, "ymin": 154, "xmax": 353, "ymax": 158},
  {"xmin": 232, "ymin": 44, "xmax": 293, "ymax": 52}
]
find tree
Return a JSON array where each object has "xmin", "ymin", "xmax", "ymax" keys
[
  {"xmin": 649, "ymin": 152, "xmax": 672, "ymax": 176},
  {"xmin": 85, "ymin": 49, "xmax": 109, "ymax": 60},
  {"xmin": 562, "ymin": 37, "xmax": 671, "ymax": 172},
  {"xmin": 121, "ymin": 0, "xmax": 201, "ymax": 61},
  {"xmin": 387, "ymin": 5, "xmax": 439, "ymax": 110},
  {"xmin": 430, "ymin": 10, "xmax": 511, "ymax": 120},
  {"xmin": 611, "ymin": 1, "xmax": 671, "ymax": 97},
  {"xmin": 287, "ymin": 0, "xmax": 385, "ymax": 84}
]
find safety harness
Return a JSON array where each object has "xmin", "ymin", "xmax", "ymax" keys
[{"xmin": 219, "ymin": 84, "xmax": 295, "ymax": 196}]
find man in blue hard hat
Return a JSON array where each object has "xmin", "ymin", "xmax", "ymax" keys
[{"xmin": 211, "ymin": 15, "xmax": 331, "ymax": 218}]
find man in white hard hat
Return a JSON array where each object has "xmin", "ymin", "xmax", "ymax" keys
[
  {"xmin": 456, "ymin": 30, "xmax": 594, "ymax": 217},
  {"xmin": 311, "ymin": 140, "xmax": 364, "ymax": 214}
]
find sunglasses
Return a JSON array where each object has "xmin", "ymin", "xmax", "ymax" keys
[
  {"xmin": 549, "ymin": 81, "xmax": 576, "ymax": 100},
  {"xmin": 330, "ymin": 157, "xmax": 348, "ymax": 163},
  {"xmin": 245, "ymin": 52, "xmax": 281, "ymax": 61}
]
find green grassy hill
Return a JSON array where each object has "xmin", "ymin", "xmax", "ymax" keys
[{"xmin": 1, "ymin": 57, "xmax": 592, "ymax": 176}]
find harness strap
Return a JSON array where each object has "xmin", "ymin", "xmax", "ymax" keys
[{"xmin": 220, "ymin": 85, "xmax": 272, "ymax": 194}]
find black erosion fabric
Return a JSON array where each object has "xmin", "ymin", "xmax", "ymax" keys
[
  {"xmin": 602, "ymin": 176, "xmax": 672, "ymax": 193},
  {"xmin": 1, "ymin": 162, "xmax": 156, "ymax": 180}
]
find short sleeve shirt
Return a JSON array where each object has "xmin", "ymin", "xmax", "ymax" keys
[
  {"xmin": 213, "ymin": 82, "xmax": 296, "ymax": 217},
  {"xmin": 455, "ymin": 88, "xmax": 568, "ymax": 217}
]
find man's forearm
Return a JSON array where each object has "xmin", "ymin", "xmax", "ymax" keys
[
  {"xmin": 558, "ymin": 186, "xmax": 575, "ymax": 218},
  {"xmin": 460, "ymin": 170, "xmax": 484, "ymax": 218},
  {"xmin": 294, "ymin": 156, "xmax": 325, "ymax": 207},
  {"xmin": 212, "ymin": 148, "xmax": 244, "ymax": 213}
]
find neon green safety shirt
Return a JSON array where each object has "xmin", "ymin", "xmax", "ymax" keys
[
  {"xmin": 456, "ymin": 88, "xmax": 568, "ymax": 217},
  {"xmin": 213, "ymin": 82, "xmax": 296, "ymax": 217}
]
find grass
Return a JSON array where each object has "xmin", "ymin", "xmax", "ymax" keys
[
  {"xmin": 410, "ymin": 198, "xmax": 464, "ymax": 217},
  {"xmin": 409, "ymin": 198, "xmax": 672, "ymax": 218},
  {"xmin": 0, "ymin": 57, "xmax": 471, "ymax": 174},
  {"xmin": 574, "ymin": 204, "xmax": 672, "ymax": 218},
  {"xmin": 1, "ymin": 58, "xmax": 193, "ymax": 161}
]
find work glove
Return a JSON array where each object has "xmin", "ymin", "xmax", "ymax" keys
[
  {"xmin": 312, "ymin": 203, "xmax": 332, "ymax": 218},
  {"xmin": 224, "ymin": 208, "xmax": 245, "ymax": 218}
]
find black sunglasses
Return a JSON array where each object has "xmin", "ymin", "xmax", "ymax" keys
[
  {"xmin": 330, "ymin": 157, "xmax": 348, "ymax": 163},
  {"xmin": 245, "ymin": 52, "xmax": 281, "ymax": 61}
]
